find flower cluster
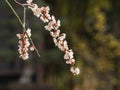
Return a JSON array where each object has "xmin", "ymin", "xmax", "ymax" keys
[
  {"xmin": 16, "ymin": 28, "xmax": 34, "ymax": 60},
  {"xmin": 26, "ymin": 0, "xmax": 80, "ymax": 75}
]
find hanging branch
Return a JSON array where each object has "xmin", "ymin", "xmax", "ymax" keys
[
  {"xmin": 5, "ymin": 0, "xmax": 80, "ymax": 75},
  {"xmin": 5, "ymin": 0, "xmax": 40, "ymax": 58}
]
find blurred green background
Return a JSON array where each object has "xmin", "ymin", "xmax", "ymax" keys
[{"xmin": 0, "ymin": 0, "xmax": 120, "ymax": 90}]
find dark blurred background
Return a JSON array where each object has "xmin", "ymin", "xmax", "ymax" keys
[{"xmin": 0, "ymin": 0, "xmax": 120, "ymax": 90}]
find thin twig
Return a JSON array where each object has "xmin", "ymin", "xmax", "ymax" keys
[
  {"xmin": 23, "ymin": 7, "xmax": 26, "ymax": 29},
  {"xmin": 13, "ymin": 0, "xmax": 24, "ymax": 7},
  {"xmin": 13, "ymin": 0, "xmax": 34, "ymax": 8}
]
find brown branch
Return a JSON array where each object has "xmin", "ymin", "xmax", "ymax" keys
[
  {"xmin": 13, "ymin": 0, "xmax": 24, "ymax": 7},
  {"xmin": 13, "ymin": 0, "xmax": 34, "ymax": 8}
]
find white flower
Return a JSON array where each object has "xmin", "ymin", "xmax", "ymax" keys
[
  {"xmin": 41, "ymin": 6, "xmax": 50, "ymax": 14},
  {"xmin": 24, "ymin": 38, "xmax": 30, "ymax": 47},
  {"xmin": 40, "ymin": 6, "xmax": 51, "ymax": 23},
  {"xmin": 30, "ymin": 45, "xmax": 35, "ymax": 51},
  {"xmin": 31, "ymin": 4, "xmax": 38, "ymax": 10},
  {"xmin": 62, "ymin": 40, "xmax": 68, "ymax": 51},
  {"xmin": 33, "ymin": 8, "xmax": 41, "ymax": 17},
  {"xmin": 26, "ymin": 0, "xmax": 33, "ymax": 4},
  {"xmin": 16, "ymin": 28, "xmax": 33, "ymax": 60},
  {"xmin": 18, "ymin": 40, "xmax": 23, "ymax": 45},
  {"xmin": 64, "ymin": 49, "xmax": 74, "ymax": 59},
  {"xmin": 74, "ymin": 68, "xmax": 80, "ymax": 75},
  {"xmin": 66, "ymin": 59, "xmax": 75, "ymax": 64},
  {"xmin": 18, "ymin": 38, "xmax": 30, "ymax": 60},
  {"xmin": 16, "ymin": 34, "xmax": 24, "ymax": 39},
  {"xmin": 18, "ymin": 43, "xmax": 28, "ymax": 60},
  {"xmin": 44, "ymin": 22, "xmax": 54, "ymax": 31},
  {"xmin": 70, "ymin": 67, "xmax": 80, "ymax": 75},
  {"xmin": 51, "ymin": 15, "xmax": 56, "ymax": 22},
  {"xmin": 50, "ymin": 30, "xmax": 60, "ymax": 38},
  {"xmin": 57, "ymin": 40, "xmax": 63, "ymax": 50},
  {"xmin": 26, "ymin": 28, "xmax": 31, "ymax": 37},
  {"xmin": 58, "ymin": 33, "xmax": 66, "ymax": 41},
  {"xmin": 53, "ymin": 38, "xmax": 58, "ymax": 46},
  {"xmin": 50, "ymin": 16, "xmax": 61, "ymax": 30},
  {"xmin": 57, "ymin": 40, "xmax": 68, "ymax": 51},
  {"xmin": 54, "ymin": 20, "xmax": 60, "ymax": 30},
  {"xmin": 30, "ymin": 4, "xmax": 42, "ymax": 17},
  {"xmin": 20, "ymin": 52, "xmax": 29, "ymax": 60}
]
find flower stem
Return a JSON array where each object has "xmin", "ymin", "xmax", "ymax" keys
[
  {"xmin": 5, "ymin": 0, "xmax": 40, "ymax": 57},
  {"xmin": 13, "ymin": 0, "xmax": 24, "ymax": 7}
]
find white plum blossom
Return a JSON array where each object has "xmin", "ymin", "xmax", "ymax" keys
[
  {"xmin": 16, "ymin": 28, "xmax": 33, "ymax": 60},
  {"xmin": 52, "ymin": 33, "xmax": 68, "ymax": 51},
  {"xmin": 16, "ymin": 34, "xmax": 24, "ymax": 39},
  {"xmin": 53, "ymin": 38, "xmax": 58, "ymax": 46},
  {"xmin": 27, "ymin": 2, "xmax": 51, "ymax": 22},
  {"xmin": 58, "ymin": 33, "xmax": 66, "ymax": 41},
  {"xmin": 44, "ymin": 22, "xmax": 54, "ymax": 31},
  {"xmin": 18, "ymin": 38, "xmax": 30, "ymax": 60},
  {"xmin": 64, "ymin": 49, "xmax": 74, "ymax": 60},
  {"xmin": 45, "ymin": 15, "xmax": 61, "ymax": 31},
  {"xmin": 20, "ymin": 52, "xmax": 29, "ymax": 60},
  {"xmin": 28, "ymin": 4, "xmax": 42, "ymax": 17},
  {"xmin": 50, "ymin": 30, "xmax": 60, "ymax": 38},
  {"xmin": 26, "ymin": 0, "xmax": 33, "ymax": 4},
  {"xmin": 40, "ymin": 6, "xmax": 51, "ymax": 23},
  {"xmin": 61, "ymin": 40, "xmax": 68, "ymax": 51},
  {"xmin": 54, "ymin": 20, "xmax": 60, "ymax": 30},
  {"xmin": 24, "ymin": 38, "xmax": 30, "ymax": 47},
  {"xmin": 30, "ymin": 45, "xmax": 35, "ymax": 51},
  {"xmin": 51, "ymin": 16, "xmax": 61, "ymax": 30},
  {"xmin": 66, "ymin": 59, "xmax": 75, "ymax": 64},
  {"xmin": 51, "ymin": 15, "xmax": 56, "ymax": 22},
  {"xmin": 26, "ymin": 28, "xmax": 31, "ymax": 37},
  {"xmin": 57, "ymin": 40, "xmax": 68, "ymax": 51},
  {"xmin": 33, "ymin": 7, "xmax": 41, "ymax": 17},
  {"xmin": 40, "ymin": 6, "xmax": 50, "ymax": 15},
  {"xmin": 70, "ymin": 67, "xmax": 80, "ymax": 75}
]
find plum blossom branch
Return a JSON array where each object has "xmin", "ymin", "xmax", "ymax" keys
[
  {"xmin": 5, "ymin": 0, "xmax": 80, "ymax": 75},
  {"xmin": 26, "ymin": 0, "xmax": 80, "ymax": 75},
  {"xmin": 5, "ymin": 0, "xmax": 40, "ymax": 59}
]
